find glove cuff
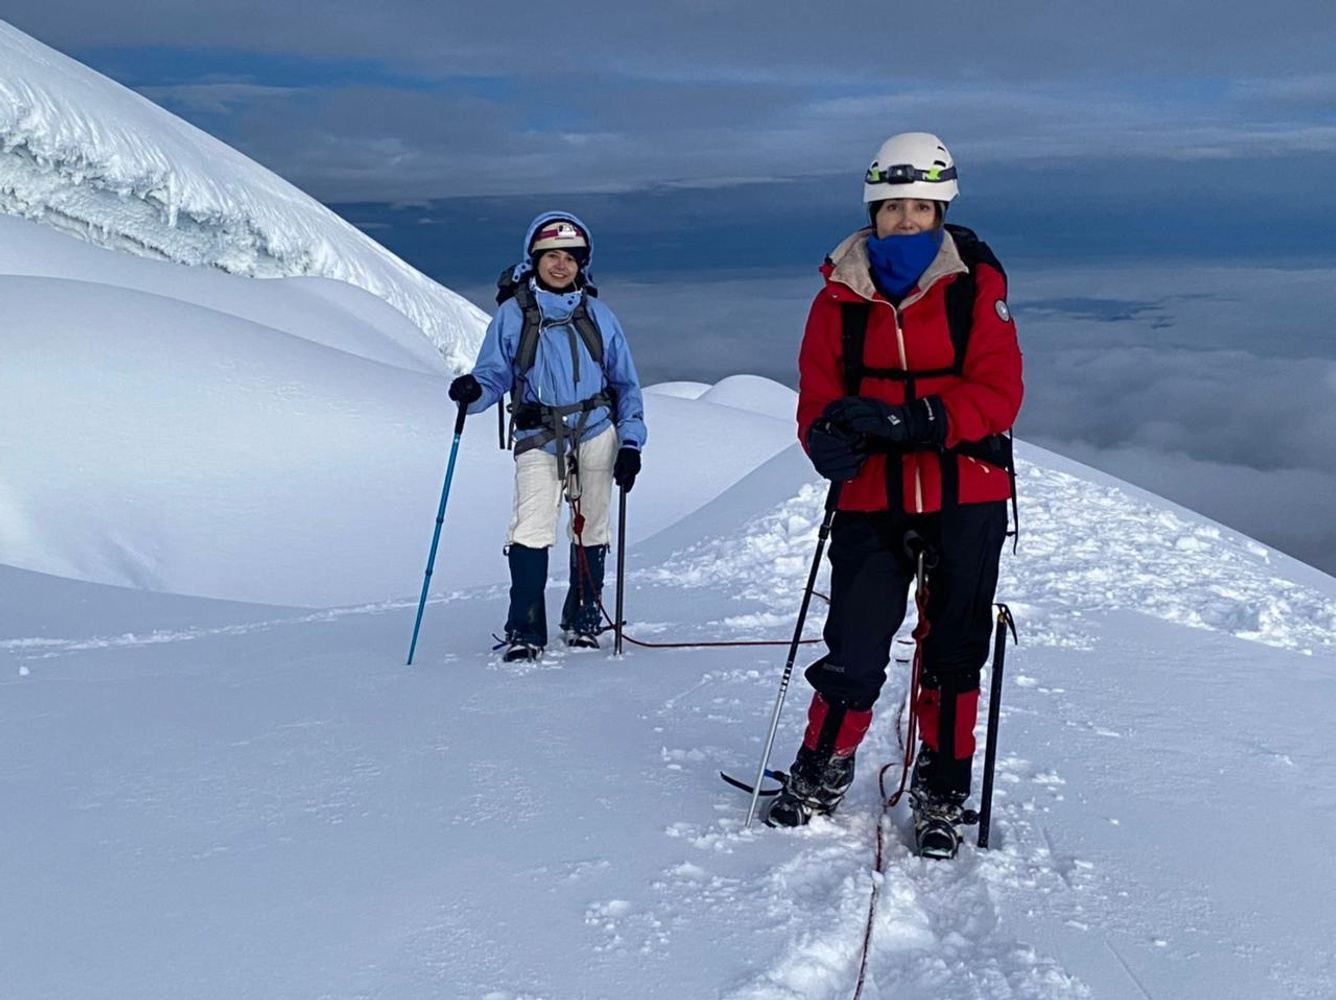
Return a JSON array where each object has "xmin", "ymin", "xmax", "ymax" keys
[{"xmin": 916, "ymin": 396, "xmax": 948, "ymax": 446}]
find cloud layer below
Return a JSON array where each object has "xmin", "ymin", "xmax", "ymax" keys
[{"xmin": 451, "ymin": 257, "xmax": 1336, "ymax": 576}]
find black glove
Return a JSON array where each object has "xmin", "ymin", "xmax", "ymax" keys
[
  {"xmin": 806, "ymin": 418, "xmax": 867, "ymax": 482},
  {"xmin": 613, "ymin": 445, "xmax": 641, "ymax": 492},
  {"xmin": 823, "ymin": 395, "xmax": 946, "ymax": 448},
  {"xmin": 448, "ymin": 374, "xmax": 482, "ymax": 404}
]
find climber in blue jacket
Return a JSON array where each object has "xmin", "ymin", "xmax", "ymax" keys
[{"xmin": 449, "ymin": 211, "xmax": 646, "ymax": 662}]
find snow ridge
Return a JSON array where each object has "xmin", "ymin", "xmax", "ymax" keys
[
  {"xmin": 0, "ymin": 19, "xmax": 487, "ymax": 370},
  {"xmin": 647, "ymin": 451, "xmax": 1336, "ymax": 656}
]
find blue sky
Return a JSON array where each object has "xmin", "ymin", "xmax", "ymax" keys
[{"xmin": 4, "ymin": 4, "xmax": 1336, "ymax": 573}]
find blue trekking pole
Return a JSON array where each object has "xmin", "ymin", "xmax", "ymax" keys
[{"xmin": 406, "ymin": 401, "xmax": 469, "ymax": 665}]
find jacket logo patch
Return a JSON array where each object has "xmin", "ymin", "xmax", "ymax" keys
[{"xmin": 995, "ymin": 299, "xmax": 1011, "ymax": 322}]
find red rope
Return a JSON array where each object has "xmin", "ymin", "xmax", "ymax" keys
[
  {"xmin": 883, "ymin": 574, "xmax": 931, "ymax": 810},
  {"xmin": 852, "ymin": 815, "xmax": 889, "ymax": 1000},
  {"xmin": 567, "ymin": 493, "xmax": 827, "ymax": 650},
  {"xmin": 851, "ymin": 563, "xmax": 932, "ymax": 1000}
]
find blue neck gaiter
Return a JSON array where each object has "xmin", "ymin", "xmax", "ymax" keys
[{"xmin": 866, "ymin": 229, "xmax": 944, "ymax": 299}]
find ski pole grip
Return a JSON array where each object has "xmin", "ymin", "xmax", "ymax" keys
[{"xmin": 453, "ymin": 400, "xmax": 468, "ymax": 436}]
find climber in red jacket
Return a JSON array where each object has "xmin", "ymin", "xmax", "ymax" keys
[{"xmin": 768, "ymin": 132, "xmax": 1023, "ymax": 859}]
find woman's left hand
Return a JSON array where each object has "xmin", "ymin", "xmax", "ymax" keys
[
  {"xmin": 823, "ymin": 396, "xmax": 946, "ymax": 447},
  {"xmin": 614, "ymin": 446, "xmax": 641, "ymax": 492}
]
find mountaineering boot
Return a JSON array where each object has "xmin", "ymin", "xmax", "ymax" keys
[
  {"xmin": 562, "ymin": 629, "xmax": 600, "ymax": 650},
  {"xmin": 767, "ymin": 691, "xmax": 872, "ymax": 827},
  {"xmin": 910, "ymin": 790, "xmax": 965, "ymax": 859},
  {"xmin": 910, "ymin": 748, "xmax": 966, "ymax": 859},
  {"xmin": 560, "ymin": 543, "xmax": 606, "ymax": 646},
  {"xmin": 765, "ymin": 745, "xmax": 856, "ymax": 827},
  {"xmin": 501, "ymin": 636, "xmax": 543, "ymax": 663}
]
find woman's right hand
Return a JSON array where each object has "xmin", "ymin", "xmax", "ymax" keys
[
  {"xmin": 448, "ymin": 374, "xmax": 482, "ymax": 404},
  {"xmin": 807, "ymin": 418, "xmax": 867, "ymax": 482}
]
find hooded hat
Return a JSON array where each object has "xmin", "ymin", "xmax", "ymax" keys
[{"xmin": 505, "ymin": 211, "xmax": 596, "ymax": 287}]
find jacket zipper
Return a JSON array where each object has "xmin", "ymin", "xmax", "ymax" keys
[{"xmin": 890, "ymin": 305, "xmax": 924, "ymax": 513}]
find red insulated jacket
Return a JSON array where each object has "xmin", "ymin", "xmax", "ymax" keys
[{"xmin": 797, "ymin": 227, "xmax": 1023, "ymax": 514}]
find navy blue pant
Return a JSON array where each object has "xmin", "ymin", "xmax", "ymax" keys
[
  {"xmin": 506, "ymin": 543, "xmax": 606, "ymax": 645},
  {"xmin": 805, "ymin": 501, "xmax": 1007, "ymax": 798}
]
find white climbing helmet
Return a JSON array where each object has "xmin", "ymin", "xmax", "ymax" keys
[{"xmin": 862, "ymin": 132, "xmax": 959, "ymax": 204}]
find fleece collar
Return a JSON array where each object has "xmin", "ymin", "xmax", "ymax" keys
[{"xmin": 825, "ymin": 226, "xmax": 967, "ymax": 308}]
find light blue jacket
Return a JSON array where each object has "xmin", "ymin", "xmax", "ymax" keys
[{"xmin": 466, "ymin": 212, "xmax": 647, "ymax": 454}]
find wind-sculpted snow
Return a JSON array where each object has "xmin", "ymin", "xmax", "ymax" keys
[
  {"xmin": 645, "ymin": 449, "xmax": 1336, "ymax": 656},
  {"xmin": 0, "ymin": 20, "xmax": 487, "ymax": 369}
]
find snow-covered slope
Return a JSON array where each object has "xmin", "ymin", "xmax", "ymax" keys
[
  {"xmin": 0, "ymin": 19, "xmax": 487, "ymax": 369},
  {"xmin": 5, "ymin": 427, "xmax": 1336, "ymax": 999},
  {"xmin": 0, "ymin": 214, "xmax": 798, "ymax": 606}
]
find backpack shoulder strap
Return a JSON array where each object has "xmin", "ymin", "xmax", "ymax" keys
[
  {"xmin": 495, "ymin": 266, "xmax": 520, "ymax": 306},
  {"xmin": 942, "ymin": 223, "xmax": 1006, "ymax": 375},
  {"xmin": 840, "ymin": 301, "xmax": 871, "ymax": 395},
  {"xmin": 943, "ymin": 225, "xmax": 1020, "ymax": 544},
  {"xmin": 512, "ymin": 284, "xmax": 607, "ymax": 382},
  {"xmin": 511, "ymin": 279, "xmax": 543, "ymax": 377},
  {"xmin": 945, "ymin": 224, "xmax": 1005, "ymax": 281},
  {"xmin": 569, "ymin": 295, "xmax": 605, "ymax": 370}
]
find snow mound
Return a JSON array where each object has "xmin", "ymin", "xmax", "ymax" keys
[
  {"xmin": 0, "ymin": 19, "xmax": 487, "ymax": 369},
  {"xmin": 697, "ymin": 374, "xmax": 798, "ymax": 422},
  {"xmin": 645, "ymin": 380, "xmax": 712, "ymax": 400}
]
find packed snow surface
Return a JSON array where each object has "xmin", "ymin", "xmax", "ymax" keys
[
  {"xmin": 0, "ymin": 19, "xmax": 488, "ymax": 368},
  {"xmin": 6, "ymin": 426, "xmax": 1336, "ymax": 999}
]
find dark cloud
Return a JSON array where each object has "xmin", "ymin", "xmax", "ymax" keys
[
  {"xmin": 1020, "ymin": 298, "xmax": 1176, "ymax": 327},
  {"xmin": 7, "ymin": 2, "xmax": 1336, "ymax": 82},
  {"xmin": 6, "ymin": 5, "xmax": 1336, "ymax": 201},
  {"xmin": 123, "ymin": 74, "xmax": 1336, "ymax": 202},
  {"xmin": 452, "ymin": 270, "xmax": 822, "ymax": 388}
]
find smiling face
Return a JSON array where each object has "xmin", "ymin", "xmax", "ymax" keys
[
  {"xmin": 535, "ymin": 249, "xmax": 580, "ymax": 290},
  {"xmin": 874, "ymin": 199, "xmax": 941, "ymax": 238}
]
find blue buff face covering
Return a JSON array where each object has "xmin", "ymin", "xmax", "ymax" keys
[{"xmin": 866, "ymin": 229, "xmax": 944, "ymax": 298}]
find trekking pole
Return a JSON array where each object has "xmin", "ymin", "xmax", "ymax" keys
[
  {"xmin": 497, "ymin": 396, "xmax": 506, "ymax": 449},
  {"xmin": 614, "ymin": 486, "xmax": 628, "ymax": 656},
  {"xmin": 744, "ymin": 482, "xmax": 843, "ymax": 829},
  {"xmin": 406, "ymin": 401, "xmax": 469, "ymax": 666},
  {"xmin": 976, "ymin": 603, "xmax": 1017, "ymax": 847}
]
